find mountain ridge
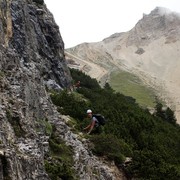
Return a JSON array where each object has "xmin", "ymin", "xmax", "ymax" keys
[{"xmin": 65, "ymin": 7, "xmax": 180, "ymax": 123}]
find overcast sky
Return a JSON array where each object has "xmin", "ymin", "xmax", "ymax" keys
[{"xmin": 44, "ymin": 0, "xmax": 180, "ymax": 48}]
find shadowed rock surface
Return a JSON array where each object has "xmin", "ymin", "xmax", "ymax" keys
[{"xmin": 0, "ymin": 0, "xmax": 126, "ymax": 179}]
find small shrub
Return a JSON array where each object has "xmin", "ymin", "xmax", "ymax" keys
[
  {"xmin": 6, "ymin": 110, "xmax": 25, "ymax": 137},
  {"xmin": 35, "ymin": 119, "xmax": 52, "ymax": 136},
  {"xmin": 45, "ymin": 159, "xmax": 76, "ymax": 180},
  {"xmin": 44, "ymin": 119, "xmax": 53, "ymax": 136},
  {"xmin": 0, "ymin": 71, "xmax": 5, "ymax": 78}
]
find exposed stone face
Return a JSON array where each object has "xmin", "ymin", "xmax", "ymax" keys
[
  {"xmin": 9, "ymin": 0, "xmax": 71, "ymax": 88},
  {"xmin": 127, "ymin": 7, "xmax": 180, "ymax": 46},
  {"xmin": 0, "ymin": 0, "xmax": 125, "ymax": 179},
  {"xmin": 0, "ymin": 0, "xmax": 72, "ymax": 179}
]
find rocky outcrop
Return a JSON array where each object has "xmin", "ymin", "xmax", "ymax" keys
[
  {"xmin": 0, "ymin": 0, "xmax": 71, "ymax": 179},
  {"xmin": 0, "ymin": 0, "xmax": 126, "ymax": 179},
  {"xmin": 127, "ymin": 7, "xmax": 180, "ymax": 46},
  {"xmin": 51, "ymin": 115, "xmax": 127, "ymax": 180}
]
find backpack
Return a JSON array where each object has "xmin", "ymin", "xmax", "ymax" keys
[{"xmin": 93, "ymin": 114, "xmax": 106, "ymax": 126}]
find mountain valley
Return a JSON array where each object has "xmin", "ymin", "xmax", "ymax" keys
[{"xmin": 65, "ymin": 7, "xmax": 180, "ymax": 123}]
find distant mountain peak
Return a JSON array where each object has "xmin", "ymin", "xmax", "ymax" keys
[
  {"xmin": 126, "ymin": 6, "xmax": 180, "ymax": 47},
  {"xmin": 66, "ymin": 7, "xmax": 180, "ymax": 124},
  {"xmin": 151, "ymin": 7, "xmax": 173, "ymax": 16},
  {"xmin": 145, "ymin": 6, "xmax": 180, "ymax": 20}
]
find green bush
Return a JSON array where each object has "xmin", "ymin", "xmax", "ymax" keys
[
  {"xmin": 50, "ymin": 90, "xmax": 89, "ymax": 120},
  {"xmin": 90, "ymin": 134, "xmax": 132, "ymax": 165},
  {"xmin": 50, "ymin": 68, "xmax": 180, "ymax": 179}
]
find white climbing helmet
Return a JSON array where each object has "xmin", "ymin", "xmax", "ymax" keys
[{"xmin": 87, "ymin": 109, "xmax": 92, "ymax": 114}]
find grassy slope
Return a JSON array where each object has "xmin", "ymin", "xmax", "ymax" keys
[{"xmin": 109, "ymin": 70, "xmax": 156, "ymax": 107}]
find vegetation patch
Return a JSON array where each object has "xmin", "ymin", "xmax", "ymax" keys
[
  {"xmin": 0, "ymin": 71, "xmax": 5, "ymax": 78},
  {"xmin": 50, "ymin": 90, "xmax": 90, "ymax": 125},
  {"xmin": 65, "ymin": 117, "xmax": 80, "ymax": 134},
  {"xmin": 45, "ymin": 126, "xmax": 77, "ymax": 180},
  {"xmin": 90, "ymin": 134, "xmax": 132, "ymax": 165},
  {"xmin": 6, "ymin": 110, "xmax": 26, "ymax": 137},
  {"xmin": 35, "ymin": 118, "xmax": 52, "ymax": 136},
  {"xmin": 49, "ymin": 68, "xmax": 180, "ymax": 179},
  {"xmin": 109, "ymin": 70, "xmax": 156, "ymax": 107}
]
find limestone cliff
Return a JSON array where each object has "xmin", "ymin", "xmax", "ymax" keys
[{"xmin": 0, "ymin": 0, "xmax": 125, "ymax": 179}]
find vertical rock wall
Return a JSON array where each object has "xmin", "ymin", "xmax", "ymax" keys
[
  {"xmin": 0, "ymin": 0, "xmax": 72, "ymax": 179},
  {"xmin": 0, "ymin": 0, "xmax": 125, "ymax": 179}
]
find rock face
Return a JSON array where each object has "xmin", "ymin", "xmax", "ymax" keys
[
  {"xmin": 0, "ymin": 0, "xmax": 126, "ymax": 179},
  {"xmin": 66, "ymin": 7, "xmax": 180, "ymax": 124},
  {"xmin": 0, "ymin": 0, "xmax": 71, "ymax": 179}
]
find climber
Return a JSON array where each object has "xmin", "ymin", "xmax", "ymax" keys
[
  {"xmin": 83, "ymin": 109, "xmax": 104, "ymax": 135},
  {"xmin": 73, "ymin": 80, "xmax": 81, "ymax": 91}
]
